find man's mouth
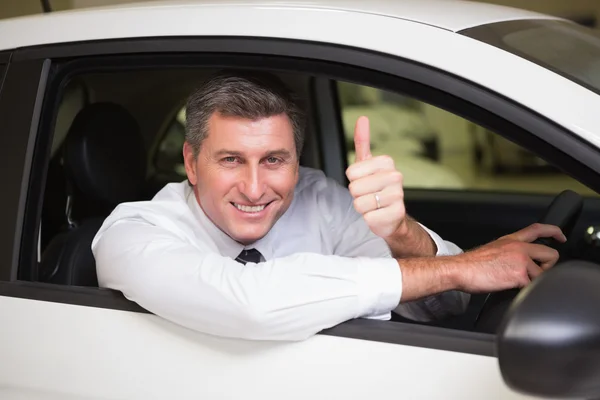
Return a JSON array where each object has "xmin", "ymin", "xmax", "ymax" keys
[{"xmin": 232, "ymin": 201, "xmax": 273, "ymax": 213}]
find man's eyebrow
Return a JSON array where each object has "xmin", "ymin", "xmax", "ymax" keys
[
  {"xmin": 265, "ymin": 149, "xmax": 293, "ymax": 158},
  {"xmin": 213, "ymin": 149, "xmax": 293, "ymax": 158},
  {"xmin": 213, "ymin": 150, "xmax": 243, "ymax": 157}
]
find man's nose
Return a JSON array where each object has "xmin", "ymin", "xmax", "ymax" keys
[{"xmin": 240, "ymin": 165, "xmax": 266, "ymax": 202}]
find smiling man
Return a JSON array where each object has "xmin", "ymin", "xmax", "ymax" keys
[
  {"xmin": 92, "ymin": 71, "xmax": 565, "ymax": 341},
  {"xmin": 184, "ymin": 102, "xmax": 300, "ymax": 246}
]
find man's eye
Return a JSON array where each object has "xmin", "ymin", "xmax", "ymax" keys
[
  {"xmin": 223, "ymin": 156, "xmax": 237, "ymax": 163},
  {"xmin": 266, "ymin": 157, "xmax": 280, "ymax": 164}
]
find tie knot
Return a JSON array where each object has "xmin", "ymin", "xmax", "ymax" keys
[{"xmin": 235, "ymin": 248, "xmax": 262, "ymax": 265}]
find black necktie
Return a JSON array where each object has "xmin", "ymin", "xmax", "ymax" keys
[{"xmin": 235, "ymin": 248, "xmax": 262, "ymax": 265}]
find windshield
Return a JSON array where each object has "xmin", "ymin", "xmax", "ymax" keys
[{"xmin": 460, "ymin": 19, "xmax": 600, "ymax": 95}]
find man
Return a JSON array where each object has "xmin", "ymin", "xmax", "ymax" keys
[{"xmin": 91, "ymin": 71, "xmax": 565, "ymax": 341}]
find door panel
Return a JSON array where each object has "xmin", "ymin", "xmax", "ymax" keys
[{"xmin": 0, "ymin": 294, "xmax": 538, "ymax": 400}]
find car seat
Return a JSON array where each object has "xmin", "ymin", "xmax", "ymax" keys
[{"xmin": 39, "ymin": 102, "xmax": 147, "ymax": 287}]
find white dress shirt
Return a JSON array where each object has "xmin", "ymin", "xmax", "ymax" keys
[{"xmin": 92, "ymin": 166, "xmax": 469, "ymax": 341}]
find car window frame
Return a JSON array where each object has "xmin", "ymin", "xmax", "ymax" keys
[
  {"xmin": 3, "ymin": 36, "xmax": 600, "ymax": 358},
  {"xmin": 0, "ymin": 56, "xmax": 49, "ymax": 283}
]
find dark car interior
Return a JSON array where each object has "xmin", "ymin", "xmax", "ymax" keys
[{"xmin": 35, "ymin": 66, "xmax": 600, "ymax": 334}]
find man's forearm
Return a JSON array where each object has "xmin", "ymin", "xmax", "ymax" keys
[
  {"xmin": 385, "ymin": 216, "xmax": 437, "ymax": 258},
  {"xmin": 396, "ymin": 255, "xmax": 458, "ymax": 302}
]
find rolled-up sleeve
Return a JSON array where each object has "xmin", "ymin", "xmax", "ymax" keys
[
  {"xmin": 418, "ymin": 222, "xmax": 464, "ymax": 257},
  {"xmin": 92, "ymin": 218, "xmax": 402, "ymax": 341}
]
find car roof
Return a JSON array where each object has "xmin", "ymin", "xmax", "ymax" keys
[
  {"xmin": 0, "ymin": 0, "xmax": 560, "ymax": 51},
  {"xmin": 66, "ymin": 0, "xmax": 557, "ymax": 31}
]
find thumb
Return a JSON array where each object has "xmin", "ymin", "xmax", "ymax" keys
[{"xmin": 354, "ymin": 116, "xmax": 371, "ymax": 162}]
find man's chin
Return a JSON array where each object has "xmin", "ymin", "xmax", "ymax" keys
[
  {"xmin": 226, "ymin": 224, "xmax": 271, "ymax": 245},
  {"xmin": 231, "ymin": 233, "xmax": 268, "ymax": 246},
  {"xmin": 224, "ymin": 201, "xmax": 289, "ymax": 244}
]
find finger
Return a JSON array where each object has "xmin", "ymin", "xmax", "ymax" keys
[
  {"xmin": 354, "ymin": 116, "xmax": 371, "ymax": 162},
  {"xmin": 348, "ymin": 171, "xmax": 403, "ymax": 198},
  {"xmin": 352, "ymin": 185, "xmax": 403, "ymax": 214},
  {"xmin": 363, "ymin": 202, "xmax": 405, "ymax": 228},
  {"xmin": 346, "ymin": 155, "xmax": 395, "ymax": 181},
  {"xmin": 523, "ymin": 242, "xmax": 560, "ymax": 270},
  {"xmin": 525, "ymin": 259, "xmax": 544, "ymax": 280},
  {"xmin": 507, "ymin": 223, "xmax": 567, "ymax": 244}
]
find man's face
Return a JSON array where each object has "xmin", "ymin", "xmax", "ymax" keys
[{"xmin": 184, "ymin": 112, "xmax": 299, "ymax": 245}]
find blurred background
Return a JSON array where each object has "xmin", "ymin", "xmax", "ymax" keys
[{"xmin": 2, "ymin": 0, "xmax": 599, "ymax": 196}]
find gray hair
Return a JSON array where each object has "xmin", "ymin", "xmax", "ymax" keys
[{"xmin": 185, "ymin": 70, "xmax": 306, "ymax": 158}]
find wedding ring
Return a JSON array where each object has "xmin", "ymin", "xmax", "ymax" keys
[{"xmin": 374, "ymin": 193, "xmax": 381, "ymax": 209}]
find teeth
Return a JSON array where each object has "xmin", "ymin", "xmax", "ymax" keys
[{"xmin": 235, "ymin": 203, "xmax": 266, "ymax": 213}]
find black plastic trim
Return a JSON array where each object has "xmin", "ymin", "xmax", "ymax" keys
[
  {"xmin": 12, "ymin": 36, "xmax": 363, "ymax": 61},
  {"xmin": 19, "ymin": 60, "xmax": 76, "ymax": 282},
  {"xmin": 19, "ymin": 60, "xmax": 53, "ymax": 282},
  {"xmin": 311, "ymin": 77, "xmax": 347, "ymax": 185},
  {"xmin": 0, "ymin": 59, "xmax": 49, "ymax": 281},
  {"xmin": 0, "ymin": 51, "xmax": 12, "ymax": 64},
  {"xmin": 321, "ymin": 318, "xmax": 494, "ymax": 357},
  {"xmin": 0, "ymin": 64, "xmax": 8, "ymax": 102},
  {"xmin": 330, "ymin": 80, "xmax": 350, "ymax": 186},
  {"xmin": 0, "ymin": 281, "xmax": 147, "ymax": 313}
]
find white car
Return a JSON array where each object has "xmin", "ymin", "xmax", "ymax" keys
[{"xmin": 1, "ymin": 1, "xmax": 600, "ymax": 399}]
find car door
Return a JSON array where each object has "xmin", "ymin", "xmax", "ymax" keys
[{"xmin": 0, "ymin": 36, "xmax": 576, "ymax": 400}]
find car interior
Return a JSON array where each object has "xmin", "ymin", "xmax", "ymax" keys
[
  {"xmin": 38, "ymin": 68, "xmax": 322, "ymax": 287},
  {"xmin": 34, "ymin": 64, "xmax": 600, "ymax": 335}
]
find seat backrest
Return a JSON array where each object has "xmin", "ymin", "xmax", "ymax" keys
[
  {"xmin": 64, "ymin": 102, "xmax": 147, "ymax": 219},
  {"xmin": 39, "ymin": 218, "xmax": 105, "ymax": 287},
  {"xmin": 40, "ymin": 102, "xmax": 147, "ymax": 286}
]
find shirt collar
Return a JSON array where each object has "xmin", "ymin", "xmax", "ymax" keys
[{"xmin": 185, "ymin": 187, "xmax": 274, "ymax": 261}]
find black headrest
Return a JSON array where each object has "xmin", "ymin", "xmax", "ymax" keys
[{"xmin": 63, "ymin": 102, "xmax": 146, "ymax": 206}]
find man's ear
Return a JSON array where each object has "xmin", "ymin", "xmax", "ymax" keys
[{"xmin": 183, "ymin": 141, "xmax": 198, "ymax": 186}]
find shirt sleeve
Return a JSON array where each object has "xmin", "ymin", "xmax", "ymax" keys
[
  {"xmin": 418, "ymin": 222, "xmax": 464, "ymax": 257},
  {"xmin": 326, "ymin": 178, "xmax": 470, "ymax": 322},
  {"xmin": 92, "ymin": 216, "xmax": 402, "ymax": 342}
]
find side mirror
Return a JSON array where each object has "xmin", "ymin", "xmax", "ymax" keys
[{"xmin": 496, "ymin": 261, "xmax": 600, "ymax": 399}]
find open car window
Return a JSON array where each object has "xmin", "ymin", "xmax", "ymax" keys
[{"xmin": 336, "ymin": 80, "xmax": 598, "ymax": 196}]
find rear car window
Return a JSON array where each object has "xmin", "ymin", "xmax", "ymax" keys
[{"xmin": 460, "ymin": 19, "xmax": 600, "ymax": 96}]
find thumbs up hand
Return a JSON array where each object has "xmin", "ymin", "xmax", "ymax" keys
[{"xmin": 345, "ymin": 116, "xmax": 408, "ymax": 239}]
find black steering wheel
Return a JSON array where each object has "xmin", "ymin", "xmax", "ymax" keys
[{"xmin": 472, "ymin": 190, "xmax": 584, "ymax": 334}]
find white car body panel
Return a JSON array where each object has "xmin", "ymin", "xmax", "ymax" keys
[
  {"xmin": 67, "ymin": 0, "xmax": 558, "ymax": 32},
  {"xmin": 0, "ymin": 296, "xmax": 534, "ymax": 400}
]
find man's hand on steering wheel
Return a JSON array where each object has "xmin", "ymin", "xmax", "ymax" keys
[{"xmin": 454, "ymin": 223, "xmax": 567, "ymax": 293}]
